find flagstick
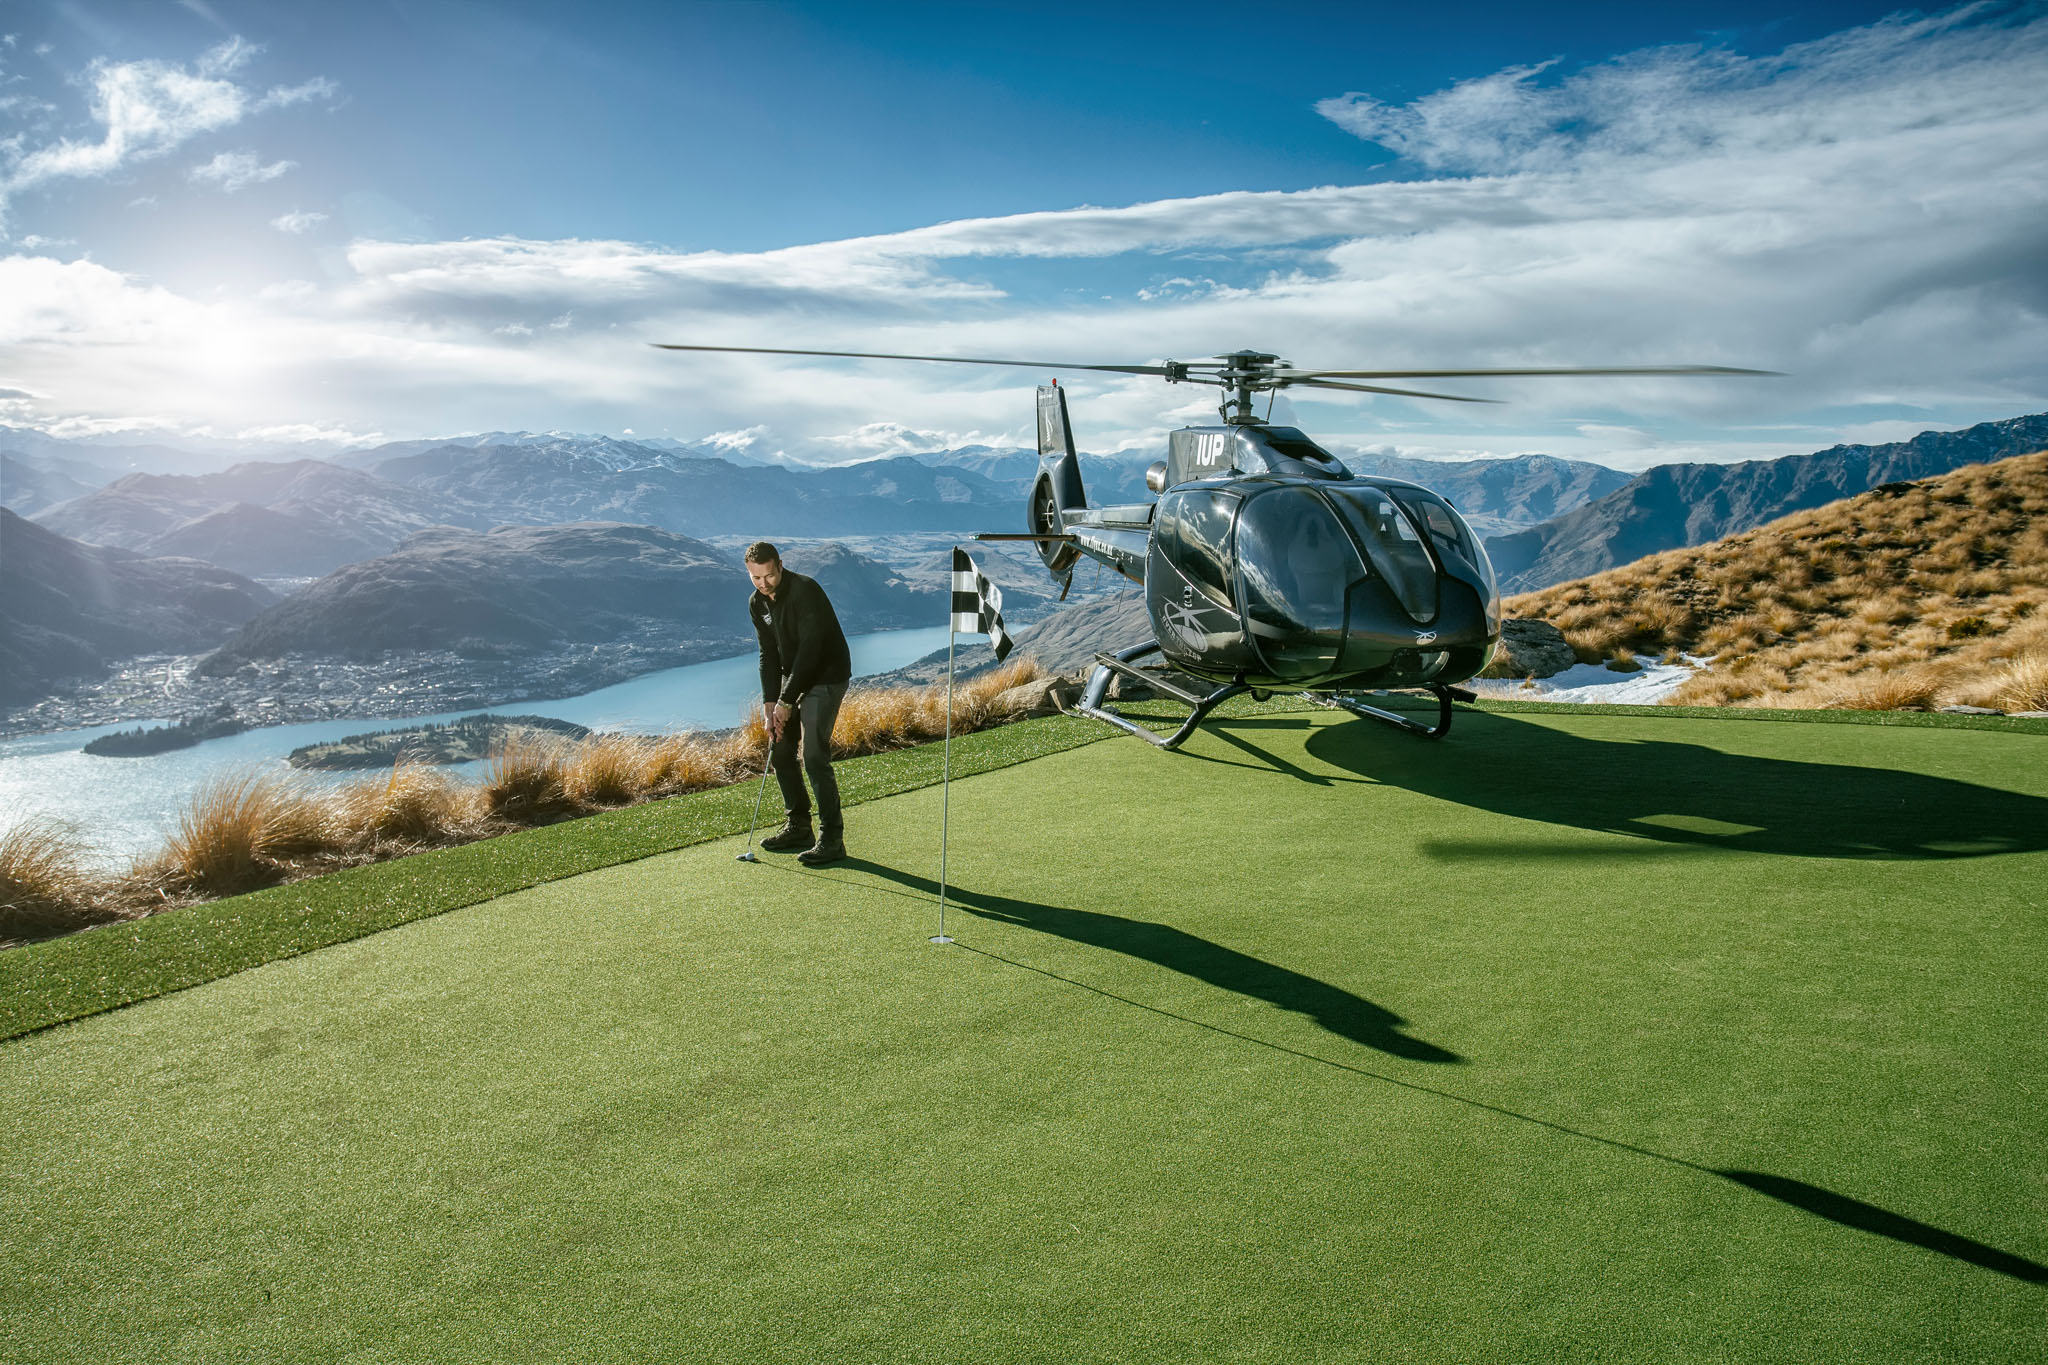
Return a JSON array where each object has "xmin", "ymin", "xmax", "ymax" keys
[{"xmin": 931, "ymin": 623, "xmax": 956, "ymax": 944}]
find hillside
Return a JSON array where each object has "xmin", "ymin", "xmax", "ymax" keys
[
  {"xmin": 195, "ymin": 523, "xmax": 940, "ymax": 671},
  {"xmin": 31, "ymin": 460, "xmax": 477, "ymax": 578},
  {"xmin": 1504, "ymin": 449, "xmax": 2048, "ymax": 710},
  {"xmin": 0, "ymin": 453, "xmax": 98, "ymax": 518},
  {"xmin": 1485, "ymin": 413, "xmax": 2048, "ymax": 592},
  {"xmin": 0, "ymin": 508, "xmax": 277, "ymax": 706}
]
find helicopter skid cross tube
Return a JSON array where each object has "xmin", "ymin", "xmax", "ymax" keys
[
  {"xmin": 1077, "ymin": 642, "xmax": 1249, "ymax": 750},
  {"xmin": 1309, "ymin": 684, "xmax": 1458, "ymax": 739}
]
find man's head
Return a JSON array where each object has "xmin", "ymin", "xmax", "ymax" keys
[{"xmin": 745, "ymin": 541, "xmax": 783, "ymax": 597}]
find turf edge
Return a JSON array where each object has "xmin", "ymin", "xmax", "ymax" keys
[{"xmin": 0, "ymin": 714, "xmax": 1112, "ymax": 1045}]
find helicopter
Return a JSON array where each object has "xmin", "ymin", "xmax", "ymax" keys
[{"xmin": 654, "ymin": 343, "xmax": 1772, "ymax": 749}]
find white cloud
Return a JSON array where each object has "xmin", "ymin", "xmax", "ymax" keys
[
  {"xmin": 0, "ymin": 37, "xmax": 334, "ymax": 227},
  {"xmin": 2, "ymin": 7, "xmax": 2043, "ymax": 465},
  {"xmin": 255, "ymin": 77, "xmax": 339, "ymax": 111},
  {"xmin": 270, "ymin": 208, "xmax": 326, "ymax": 233},
  {"xmin": 7, "ymin": 42, "xmax": 249, "ymax": 188},
  {"xmin": 189, "ymin": 149, "xmax": 293, "ymax": 192}
]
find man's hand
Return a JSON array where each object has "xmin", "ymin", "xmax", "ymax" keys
[{"xmin": 768, "ymin": 701, "xmax": 790, "ymax": 740}]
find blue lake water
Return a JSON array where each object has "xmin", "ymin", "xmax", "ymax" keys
[{"xmin": 0, "ymin": 625, "xmax": 954, "ymax": 868}]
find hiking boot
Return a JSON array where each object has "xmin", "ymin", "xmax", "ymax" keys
[
  {"xmin": 759, "ymin": 821, "xmax": 814, "ymax": 853},
  {"xmin": 797, "ymin": 832, "xmax": 847, "ymax": 866}
]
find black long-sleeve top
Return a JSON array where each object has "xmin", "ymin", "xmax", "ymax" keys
[{"xmin": 750, "ymin": 570, "xmax": 852, "ymax": 707}]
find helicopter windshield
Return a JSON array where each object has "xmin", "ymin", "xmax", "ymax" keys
[
  {"xmin": 1324, "ymin": 486, "xmax": 1439, "ymax": 623},
  {"xmin": 1234, "ymin": 487, "xmax": 1364, "ymax": 678}
]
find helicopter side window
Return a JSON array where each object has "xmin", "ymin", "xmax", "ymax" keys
[
  {"xmin": 1156, "ymin": 489, "xmax": 1238, "ymax": 607},
  {"xmin": 1326, "ymin": 486, "xmax": 1439, "ymax": 623}
]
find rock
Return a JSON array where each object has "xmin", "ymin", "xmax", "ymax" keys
[
  {"xmin": 2011, "ymin": 710, "xmax": 2048, "ymax": 719},
  {"xmin": 990, "ymin": 677, "xmax": 1074, "ymax": 717},
  {"xmin": 1490, "ymin": 618, "xmax": 1577, "ymax": 679},
  {"xmin": 1938, "ymin": 705, "xmax": 2004, "ymax": 715}
]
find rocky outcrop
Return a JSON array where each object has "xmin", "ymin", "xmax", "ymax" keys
[{"xmin": 1488, "ymin": 619, "xmax": 1578, "ymax": 679}]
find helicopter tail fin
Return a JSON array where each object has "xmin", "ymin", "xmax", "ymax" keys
[{"xmin": 1030, "ymin": 384, "xmax": 1085, "ymax": 575}]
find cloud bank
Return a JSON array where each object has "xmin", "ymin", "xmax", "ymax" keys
[{"xmin": 2, "ymin": 7, "xmax": 2043, "ymax": 468}]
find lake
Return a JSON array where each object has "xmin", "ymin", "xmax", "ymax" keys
[{"xmin": 0, "ymin": 625, "xmax": 955, "ymax": 869}]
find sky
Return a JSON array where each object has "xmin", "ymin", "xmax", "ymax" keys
[{"xmin": 1, "ymin": 0, "xmax": 2045, "ymax": 470}]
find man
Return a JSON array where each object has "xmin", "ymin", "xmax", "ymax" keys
[{"xmin": 745, "ymin": 541, "xmax": 852, "ymax": 865}]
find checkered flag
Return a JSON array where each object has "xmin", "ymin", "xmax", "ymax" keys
[{"xmin": 951, "ymin": 547, "xmax": 1013, "ymax": 662}]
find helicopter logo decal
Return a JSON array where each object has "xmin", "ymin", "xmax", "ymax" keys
[{"xmin": 1159, "ymin": 592, "xmax": 1225, "ymax": 655}]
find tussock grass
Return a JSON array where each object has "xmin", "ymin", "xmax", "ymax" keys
[
  {"xmin": 11, "ymin": 660, "xmax": 1052, "ymax": 950},
  {"xmin": 0, "ymin": 821, "xmax": 125, "ymax": 944},
  {"xmin": 1507, "ymin": 450, "xmax": 2048, "ymax": 711}
]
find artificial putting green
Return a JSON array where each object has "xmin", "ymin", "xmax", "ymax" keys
[{"xmin": 3, "ymin": 706, "xmax": 2044, "ymax": 1362}]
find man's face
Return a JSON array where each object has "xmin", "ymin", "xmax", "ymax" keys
[{"xmin": 748, "ymin": 557, "xmax": 783, "ymax": 598}]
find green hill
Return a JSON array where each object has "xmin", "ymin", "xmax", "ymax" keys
[{"xmin": 3, "ymin": 706, "xmax": 2044, "ymax": 1361}]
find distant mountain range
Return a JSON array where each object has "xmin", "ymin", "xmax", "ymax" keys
[
  {"xmin": 0, "ymin": 508, "xmax": 277, "ymax": 706},
  {"xmin": 1485, "ymin": 414, "xmax": 2048, "ymax": 593},
  {"xmin": 195, "ymin": 524, "xmax": 950, "ymax": 673},
  {"xmin": 30, "ymin": 460, "xmax": 469, "ymax": 579}
]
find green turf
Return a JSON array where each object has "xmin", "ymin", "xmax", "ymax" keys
[
  {"xmin": 0, "ymin": 713, "xmax": 1115, "ymax": 1042},
  {"xmin": 4, "ymin": 707, "xmax": 2044, "ymax": 1361}
]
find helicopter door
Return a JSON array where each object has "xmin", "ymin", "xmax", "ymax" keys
[
  {"xmin": 1232, "ymin": 487, "xmax": 1365, "ymax": 682},
  {"xmin": 1149, "ymin": 489, "xmax": 1248, "ymax": 663}
]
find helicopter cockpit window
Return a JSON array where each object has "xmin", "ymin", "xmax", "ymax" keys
[
  {"xmin": 1325, "ymin": 486, "xmax": 1439, "ymax": 622},
  {"xmin": 1260, "ymin": 432, "xmax": 1341, "ymax": 467},
  {"xmin": 1155, "ymin": 489, "xmax": 1238, "ymax": 607},
  {"xmin": 1233, "ymin": 488, "xmax": 1364, "ymax": 678},
  {"xmin": 1389, "ymin": 489, "xmax": 1475, "ymax": 562}
]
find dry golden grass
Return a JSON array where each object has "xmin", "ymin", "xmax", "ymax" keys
[
  {"xmin": 1507, "ymin": 450, "xmax": 2048, "ymax": 711},
  {"xmin": 330, "ymin": 762, "xmax": 478, "ymax": 851},
  {"xmin": 11, "ymin": 660, "xmax": 1057, "ymax": 948},
  {"xmin": 0, "ymin": 820, "xmax": 126, "ymax": 943},
  {"xmin": 140, "ymin": 770, "xmax": 337, "ymax": 900}
]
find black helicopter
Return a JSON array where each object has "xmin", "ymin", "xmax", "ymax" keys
[{"xmin": 655, "ymin": 344, "xmax": 1770, "ymax": 748}]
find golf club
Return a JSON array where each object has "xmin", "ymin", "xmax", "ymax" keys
[{"xmin": 736, "ymin": 738, "xmax": 774, "ymax": 862}]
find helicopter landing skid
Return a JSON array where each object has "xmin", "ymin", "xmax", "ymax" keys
[
  {"xmin": 1078, "ymin": 643, "xmax": 1247, "ymax": 750},
  {"xmin": 1308, "ymin": 683, "xmax": 1474, "ymax": 739}
]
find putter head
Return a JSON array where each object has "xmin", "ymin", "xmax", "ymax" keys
[{"xmin": 736, "ymin": 851, "xmax": 759, "ymax": 863}]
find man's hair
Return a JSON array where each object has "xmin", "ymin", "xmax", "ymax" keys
[{"xmin": 744, "ymin": 541, "xmax": 781, "ymax": 566}]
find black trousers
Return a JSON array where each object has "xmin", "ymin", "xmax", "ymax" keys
[{"xmin": 771, "ymin": 683, "xmax": 846, "ymax": 833}]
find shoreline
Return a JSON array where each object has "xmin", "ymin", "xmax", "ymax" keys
[{"xmin": 0, "ymin": 632, "xmax": 751, "ymax": 742}]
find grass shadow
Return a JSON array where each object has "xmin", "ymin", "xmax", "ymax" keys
[
  {"xmin": 1306, "ymin": 710, "xmax": 2048, "ymax": 860},
  {"xmin": 840, "ymin": 858, "xmax": 1462, "ymax": 1064}
]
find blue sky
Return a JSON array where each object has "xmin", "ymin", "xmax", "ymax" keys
[{"xmin": 2, "ymin": 1, "xmax": 2045, "ymax": 468}]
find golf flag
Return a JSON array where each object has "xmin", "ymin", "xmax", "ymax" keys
[{"xmin": 951, "ymin": 547, "xmax": 1013, "ymax": 661}]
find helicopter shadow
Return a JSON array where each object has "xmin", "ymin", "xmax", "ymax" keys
[
  {"xmin": 1304, "ymin": 711, "xmax": 2048, "ymax": 861},
  {"xmin": 840, "ymin": 859, "xmax": 1463, "ymax": 1064},
  {"xmin": 1182, "ymin": 716, "xmax": 1367, "ymax": 786}
]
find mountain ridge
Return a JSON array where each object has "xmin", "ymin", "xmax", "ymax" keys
[{"xmin": 1485, "ymin": 413, "xmax": 2048, "ymax": 591}]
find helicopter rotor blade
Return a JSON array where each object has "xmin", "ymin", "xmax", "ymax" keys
[
  {"xmin": 1274, "ymin": 364, "xmax": 1782, "ymax": 381},
  {"xmin": 1287, "ymin": 378, "xmax": 1501, "ymax": 403},
  {"xmin": 651, "ymin": 342, "xmax": 1177, "ymax": 379}
]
